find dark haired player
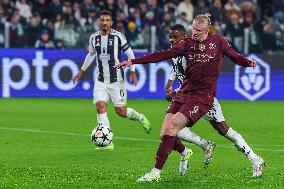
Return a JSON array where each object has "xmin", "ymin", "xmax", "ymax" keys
[{"xmin": 72, "ymin": 10, "xmax": 151, "ymax": 150}]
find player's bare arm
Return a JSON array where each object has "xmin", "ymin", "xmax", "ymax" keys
[
  {"xmin": 115, "ymin": 43, "xmax": 186, "ymax": 70},
  {"xmin": 114, "ymin": 60, "xmax": 133, "ymax": 68},
  {"xmin": 129, "ymin": 71, "xmax": 138, "ymax": 86},
  {"xmin": 72, "ymin": 69, "xmax": 84, "ymax": 84},
  {"xmin": 165, "ymin": 80, "xmax": 173, "ymax": 95},
  {"xmin": 248, "ymin": 58, "xmax": 257, "ymax": 68}
]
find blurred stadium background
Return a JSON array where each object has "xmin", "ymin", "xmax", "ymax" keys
[
  {"xmin": 0, "ymin": 0, "xmax": 283, "ymax": 100},
  {"xmin": 0, "ymin": 0, "xmax": 284, "ymax": 188}
]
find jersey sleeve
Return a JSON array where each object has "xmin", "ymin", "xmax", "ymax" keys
[
  {"xmin": 88, "ymin": 34, "xmax": 97, "ymax": 54},
  {"xmin": 221, "ymin": 36, "xmax": 252, "ymax": 67},
  {"xmin": 119, "ymin": 34, "xmax": 131, "ymax": 52},
  {"xmin": 168, "ymin": 67, "xmax": 176, "ymax": 81},
  {"xmin": 132, "ymin": 40, "xmax": 187, "ymax": 64},
  {"xmin": 81, "ymin": 35, "xmax": 97, "ymax": 71}
]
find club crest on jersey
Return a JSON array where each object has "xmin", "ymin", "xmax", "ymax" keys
[
  {"xmin": 95, "ymin": 38, "xmax": 100, "ymax": 46},
  {"xmin": 199, "ymin": 43, "xmax": 205, "ymax": 51},
  {"xmin": 209, "ymin": 43, "xmax": 216, "ymax": 49},
  {"xmin": 108, "ymin": 39, "xmax": 113, "ymax": 46}
]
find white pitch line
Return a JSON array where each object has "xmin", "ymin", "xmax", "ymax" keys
[
  {"xmin": 0, "ymin": 127, "xmax": 160, "ymax": 142},
  {"xmin": 1, "ymin": 127, "xmax": 283, "ymax": 152}
]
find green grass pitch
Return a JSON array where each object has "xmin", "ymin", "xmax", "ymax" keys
[{"xmin": 0, "ymin": 98, "xmax": 283, "ymax": 188}]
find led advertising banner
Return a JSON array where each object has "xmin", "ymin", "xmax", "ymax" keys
[{"xmin": 0, "ymin": 49, "xmax": 283, "ymax": 101}]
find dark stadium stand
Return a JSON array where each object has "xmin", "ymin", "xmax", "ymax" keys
[{"xmin": 0, "ymin": 0, "xmax": 283, "ymax": 53}]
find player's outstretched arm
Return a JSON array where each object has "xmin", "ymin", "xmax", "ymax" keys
[
  {"xmin": 116, "ymin": 41, "xmax": 186, "ymax": 69},
  {"xmin": 221, "ymin": 36, "xmax": 256, "ymax": 68},
  {"xmin": 114, "ymin": 60, "xmax": 133, "ymax": 69}
]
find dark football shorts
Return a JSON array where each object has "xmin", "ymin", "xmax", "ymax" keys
[{"xmin": 167, "ymin": 91, "xmax": 214, "ymax": 125}]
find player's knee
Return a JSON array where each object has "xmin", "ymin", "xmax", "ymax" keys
[
  {"xmin": 96, "ymin": 102, "xmax": 107, "ymax": 113},
  {"xmin": 211, "ymin": 121, "xmax": 229, "ymax": 136},
  {"xmin": 115, "ymin": 107, "xmax": 127, "ymax": 117},
  {"xmin": 164, "ymin": 120, "xmax": 179, "ymax": 136}
]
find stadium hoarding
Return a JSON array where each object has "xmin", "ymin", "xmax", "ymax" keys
[{"xmin": 0, "ymin": 49, "xmax": 283, "ymax": 100}]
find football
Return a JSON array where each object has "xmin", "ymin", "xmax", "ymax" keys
[{"xmin": 91, "ymin": 127, "xmax": 113, "ymax": 147}]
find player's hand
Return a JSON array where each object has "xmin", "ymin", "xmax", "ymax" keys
[
  {"xmin": 166, "ymin": 91, "xmax": 176, "ymax": 102},
  {"xmin": 248, "ymin": 59, "xmax": 257, "ymax": 68},
  {"xmin": 114, "ymin": 60, "xmax": 133, "ymax": 69},
  {"xmin": 165, "ymin": 80, "xmax": 173, "ymax": 95},
  {"xmin": 72, "ymin": 70, "xmax": 84, "ymax": 84},
  {"xmin": 129, "ymin": 71, "xmax": 138, "ymax": 86}
]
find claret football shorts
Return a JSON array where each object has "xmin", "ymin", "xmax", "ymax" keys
[{"xmin": 167, "ymin": 92, "xmax": 214, "ymax": 124}]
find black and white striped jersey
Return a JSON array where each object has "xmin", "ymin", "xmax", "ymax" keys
[
  {"xmin": 169, "ymin": 56, "xmax": 186, "ymax": 85},
  {"xmin": 88, "ymin": 29, "xmax": 134, "ymax": 83}
]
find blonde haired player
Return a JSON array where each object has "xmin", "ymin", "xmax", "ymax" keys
[
  {"xmin": 115, "ymin": 13, "xmax": 264, "ymax": 181},
  {"xmin": 166, "ymin": 22, "xmax": 264, "ymax": 176}
]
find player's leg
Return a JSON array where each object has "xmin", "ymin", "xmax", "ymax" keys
[
  {"xmin": 211, "ymin": 121, "xmax": 265, "ymax": 177},
  {"xmin": 93, "ymin": 81, "xmax": 110, "ymax": 128},
  {"xmin": 138, "ymin": 112, "xmax": 190, "ymax": 182},
  {"xmin": 114, "ymin": 106, "xmax": 151, "ymax": 134},
  {"xmin": 177, "ymin": 127, "xmax": 210, "ymax": 151},
  {"xmin": 93, "ymin": 81, "xmax": 113, "ymax": 150},
  {"xmin": 177, "ymin": 127, "xmax": 215, "ymax": 166},
  {"xmin": 160, "ymin": 113, "xmax": 193, "ymax": 176},
  {"xmin": 206, "ymin": 98, "xmax": 264, "ymax": 176},
  {"xmin": 210, "ymin": 121, "xmax": 259, "ymax": 161},
  {"xmin": 110, "ymin": 81, "xmax": 151, "ymax": 134}
]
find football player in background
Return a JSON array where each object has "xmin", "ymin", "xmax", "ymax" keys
[{"xmin": 72, "ymin": 10, "xmax": 151, "ymax": 150}]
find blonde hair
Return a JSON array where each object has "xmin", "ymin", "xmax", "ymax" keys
[{"xmin": 194, "ymin": 13, "xmax": 211, "ymax": 26}]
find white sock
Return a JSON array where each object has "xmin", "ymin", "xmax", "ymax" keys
[
  {"xmin": 126, "ymin": 108, "xmax": 143, "ymax": 122},
  {"xmin": 225, "ymin": 127, "xmax": 258, "ymax": 161},
  {"xmin": 181, "ymin": 148, "xmax": 188, "ymax": 156},
  {"xmin": 97, "ymin": 112, "xmax": 110, "ymax": 128},
  {"xmin": 177, "ymin": 127, "xmax": 208, "ymax": 150},
  {"xmin": 151, "ymin": 167, "xmax": 161, "ymax": 176}
]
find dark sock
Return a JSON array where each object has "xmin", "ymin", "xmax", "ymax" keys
[
  {"xmin": 154, "ymin": 135, "xmax": 175, "ymax": 170},
  {"xmin": 173, "ymin": 136, "xmax": 186, "ymax": 154}
]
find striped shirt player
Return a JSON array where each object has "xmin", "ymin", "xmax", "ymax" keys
[
  {"xmin": 72, "ymin": 10, "xmax": 151, "ymax": 150},
  {"xmin": 82, "ymin": 29, "xmax": 135, "ymax": 84},
  {"xmin": 81, "ymin": 29, "xmax": 136, "ymax": 106},
  {"xmin": 169, "ymin": 57, "xmax": 186, "ymax": 86}
]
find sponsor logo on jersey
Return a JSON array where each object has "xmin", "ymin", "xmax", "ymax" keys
[
  {"xmin": 99, "ymin": 54, "xmax": 110, "ymax": 60},
  {"xmin": 209, "ymin": 43, "xmax": 216, "ymax": 49},
  {"xmin": 188, "ymin": 53, "xmax": 216, "ymax": 63}
]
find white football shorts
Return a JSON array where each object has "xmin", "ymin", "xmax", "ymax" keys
[
  {"xmin": 93, "ymin": 80, "xmax": 127, "ymax": 107},
  {"xmin": 202, "ymin": 97, "xmax": 225, "ymax": 122}
]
